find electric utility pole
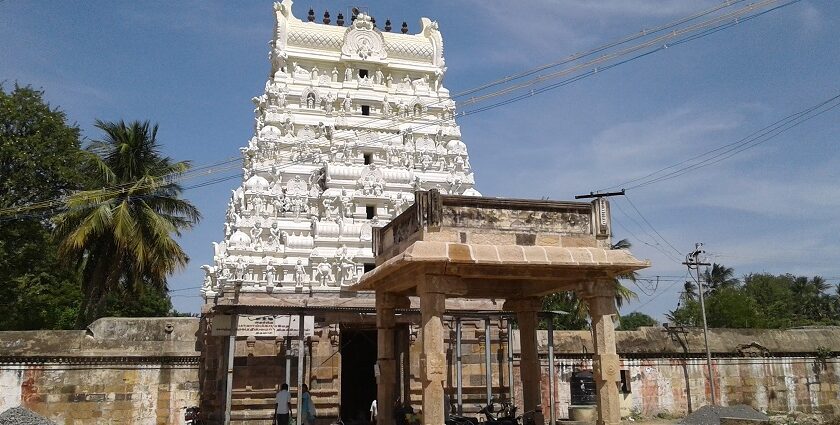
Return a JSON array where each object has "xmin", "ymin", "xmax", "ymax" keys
[{"xmin": 683, "ymin": 243, "xmax": 715, "ymax": 405}]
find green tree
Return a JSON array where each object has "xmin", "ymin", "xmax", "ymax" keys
[
  {"xmin": 53, "ymin": 120, "xmax": 201, "ymax": 327},
  {"xmin": 742, "ymin": 273, "xmax": 796, "ymax": 329},
  {"xmin": 0, "ymin": 84, "xmax": 86, "ymax": 209},
  {"xmin": 666, "ymin": 288, "xmax": 760, "ymax": 328},
  {"xmin": 0, "ymin": 84, "xmax": 86, "ymax": 330},
  {"xmin": 617, "ymin": 312, "xmax": 657, "ymax": 330},
  {"xmin": 684, "ymin": 263, "xmax": 739, "ymax": 298},
  {"xmin": 704, "ymin": 287, "xmax": 761, "ymax": 328},
  {"xmin": 669, "ymin": 272, "xmax": 840, "ymax": 329},
  {"xmin": 541, "ymin": 292, "xmax": 590, "ymax": 330},
  {"xmin": 666, "ymin": 299, "xmax": 701, "ymax": 327},
  {"xmin": 704, "ymin": 263, "xmax": 739, "ymax": 293},
  {"xmin": 102, "ymin": 286, "xmax": 174, "ymax": 317}
]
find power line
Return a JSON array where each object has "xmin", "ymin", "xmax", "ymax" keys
[
  {"xmin": 0, "ymin": 0, "xmax": 800, "ymax": 219},
  {"xmin": 600, "ymin": 92, "xmax": 840, "ymax": 192},
  {"xmin": 612, "ymin": 200, "xmax": 682, "ymax": 264},
  {"xmin": 625, "ymin": 194, "xmax": 683, "ymax": 257},
  {"xmin": 452, "ymin": 0, "xmax": 754, "ymax": 99},
  {"xmin": 627, "ymin": 270, "xmax": 690, "ymax": 314}
]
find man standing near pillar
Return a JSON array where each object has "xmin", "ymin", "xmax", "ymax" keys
[
  {"xmin": 275, "ymin": 383, "xmax": 293, "ymax": 425},
  {"xmin": 370, "ymin": 399, "xmax": 378, "ymax": 425}
]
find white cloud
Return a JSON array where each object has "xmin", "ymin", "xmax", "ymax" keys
[
  {"xmin": 797, "ymin": 2, "xmax": 824, "ymax": 34},
  {"xmin": 462, "ymin": 0, "xmax": 721, "ymax": 61},
  {"xmin": 590, "ymin": 107, "xmax": 742, "ymax": 167}
]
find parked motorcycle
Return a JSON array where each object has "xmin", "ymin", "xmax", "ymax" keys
[
  {"xmin": 478, "ymin": 401, "xmax": 516, "ymax": 425},
  {"xmin": 446, "ymin": 413, "xmax": 479, "ymax": 425},
  {"xmin": 183, "ymin": 406, "xmax": 203, "ymax": 425}
]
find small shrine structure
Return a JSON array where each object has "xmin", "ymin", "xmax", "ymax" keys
[{"xmin": 351, "ymin": 191, "xmax": 650, "ymax": 425}]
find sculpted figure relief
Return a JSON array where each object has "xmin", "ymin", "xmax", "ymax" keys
[
  {"xmin": 250, "ymin": 221, "xmax": 263, "ymax": 250},
  {"xmin": 342, "ymin": 93, "xmax": 353, "ymax": 113},
  {"xmin": 359, "ymin": 164, "xmax": 385, "ymax": 196},
  {"xmin": 390, "ymin": 192, "xmax": 409, "ymax": 216},
  {"xmin": 234, "ymin": 257, "xmax": 247, "ymax": 281},
  {"xmin": 382, "ymin": 96, "xmax": 391, "ymax": 116},
  {"xmin": 265, "ymin": 260, "xmax": 277, "ymax": 287},
  {"xmin": 277, "ymin": 86, "xmax": 288, "ymax": 107},
  {"xmin": 324, "ymin": 92, "xmax": 336, "ymax": 114},
  {"xmin": 251, "ymin": 195, "xmax": 264, "ymax": 214},
  {"xmin": 201, "ymin": 265, "xmax": 217, "ymax": 293},
  {"xmin": 322, "ymin": 196, "xmax": 336, "ymax": 219},
  {"xmin": 280, "ymin": 117, "xmax": 294, "ymax": 136},
  {"xmin": 447, "ymin": 173, "xmax": 463, "ymax": 194},
  {"xmin": 271, "ymin": 44, "xmax": 287, "ymax": 76},
  {"xmin": 336, "ymin": 245, "xmax": 356, "ymax": 286},
  {"xmin": 269, "ymin": 222, "xmax": 283, "ymax": 248},
  {"xmin": 294, "ymin": 259, "xmax": 307, "ymax": 288},
  {"xmin": 339, "ymin": 189, "xmax": 354, "ymax": 218},
  {"xmin": 314, "ymin": 261, "xmax": 334, "ymax": 287}
]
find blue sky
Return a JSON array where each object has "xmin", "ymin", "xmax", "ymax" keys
[{"xmin": 2, "ymin": 1, "xmax": 838, "ymax": 319}]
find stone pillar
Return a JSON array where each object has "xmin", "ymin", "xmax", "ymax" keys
[
  {"xmin": 376, "ymin": 292, "xmax": 409, "ymax": 425},
  {"xmin": 504, "ymin": 298, "xmax": 544, "ymax": 425},
  {"xmin": 418, "ymin": 277, "xmax": 448, "ymax": 425},
  {"xmin": 582, "ymin": 281, "xmax": 621, "ymax": 425}
]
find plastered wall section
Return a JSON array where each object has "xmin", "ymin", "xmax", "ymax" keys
[
  {"xmin": 527, "ymin": 356, "xmax": 840, "ymax": 420},
  {"xmin": 525, "ymin": 326, "xmax": 840, "ymax": 420},
  {"xmin": 0, "ymin": 318, "xmax": 201, "ymax": 425}
]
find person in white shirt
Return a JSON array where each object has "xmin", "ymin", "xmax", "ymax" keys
[
  {"xmin": 275, "ymin": 383, "xmax": 292, "ymax": 425},
  {"xmin": 370, "ymin": 399, "xmax": 378, "ymax": 424}
]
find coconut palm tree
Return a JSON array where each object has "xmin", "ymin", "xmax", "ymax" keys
[
  {"xmin": 703, "ymin": 263, "xmax": 739, "ymax": 294},
  {"xmin": 543, "ymin": 238, "xmax": 638, "ymax": 329},
  {"xmin": 53, "ymin": 120, "xmax": 200, "ymax": 326}
]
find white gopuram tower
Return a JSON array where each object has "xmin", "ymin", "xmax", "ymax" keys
[{"xmin": 202, "ymin": 0, "xmax": 478, "ymax": 298}]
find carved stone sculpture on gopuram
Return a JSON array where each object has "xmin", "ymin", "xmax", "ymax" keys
[{"xmin": 201, "ymin": 0, "xmax": 480, "ymax": 298}]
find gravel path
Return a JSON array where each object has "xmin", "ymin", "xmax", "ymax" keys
[
  {"xmin": 680, "ymin": 404, "xmax": 769, "ymax": 425},
  {"xmin": 0, "ymin": 406, "xmax": 56, "ymax": 425}
]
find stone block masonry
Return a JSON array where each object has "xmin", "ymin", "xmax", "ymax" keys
[
  {"xmin": 1, "ymin": 318, "xmax": 839, "ymax": 424},
  {"xmin": 0, "ymin": 318, "xmax": 200, "ymax": 425}
]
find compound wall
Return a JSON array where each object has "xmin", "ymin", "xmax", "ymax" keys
[
  {"xmin": 1, "ymin": 318, "xmax": 839, "ymax": 424},
  {"xmin": 0, "ymin": 318, "xmax": 200, "ymax": 425}
]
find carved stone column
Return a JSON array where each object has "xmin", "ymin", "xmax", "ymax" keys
[
  {"xmin": 418, "ymin": 276, "xmax": 449, "ymax": 425},
  {"xmin": 504, "ymin": 297, "xmax": 544, "ymax": 425},
  {"xmin": 581, "ymin": 281, "xmax": 621, "ymax": 425},
  {"xmin": 376, "ymin": 291, "xmax": 409, "ymax": 425}
]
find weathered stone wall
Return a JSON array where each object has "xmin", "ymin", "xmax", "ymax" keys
[
  {"xmin": 0, "ymin": 318, "xmax": 200, "ymax": 425},
  {"xmin": 1, "ymin": 319, "xmax": 839, "ymax": 424},
  {"xmin": 528, "ymin": 356, "xmax": 840, "ymax": 420},
  {"xmin": 526, "ymin": 326, "xmax": 840, "ymax": 420}
]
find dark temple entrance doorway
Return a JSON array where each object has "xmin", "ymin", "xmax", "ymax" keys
[{"xmin": 340, "ymin": 327, "xmax": 377, "ymax": 425}]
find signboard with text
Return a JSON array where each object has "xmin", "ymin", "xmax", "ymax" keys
[{"xmin": 211, "ymin": 314, "xmax": 315, "ymax": 337}]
